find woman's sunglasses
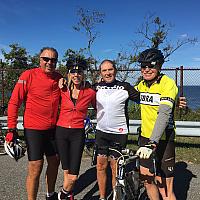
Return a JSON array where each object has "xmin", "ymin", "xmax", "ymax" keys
[{"xmin": 69, "ymin": 69, "xmax": 84, "ymax": 74}]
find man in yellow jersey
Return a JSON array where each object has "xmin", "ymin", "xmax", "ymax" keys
[{"xmin": 135, "ymin": 48, "xmax": 177, "ymax": 200}]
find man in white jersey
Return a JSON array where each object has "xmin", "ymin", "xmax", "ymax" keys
[{"xmin": 94, "ymin": 59, "xmax": 140, "ymax": 200}]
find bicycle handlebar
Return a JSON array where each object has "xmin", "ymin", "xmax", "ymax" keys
[
  {"xmin": 97, "ymin": 145, "xmax": 139, "ymax": 165},
  {"xmin": 110, "ymin": 146, "xmax": 156, "ymax": 175},
  {"xmin": 93, "ymin": 144, "xmax": 156, "ymax": 175}
]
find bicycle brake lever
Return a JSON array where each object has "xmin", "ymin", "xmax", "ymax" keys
[{"xmin": 121, "ymin": 149, "xmax": 135, "ymax": 156}]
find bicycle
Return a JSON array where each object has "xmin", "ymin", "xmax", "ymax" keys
[
  {"xmin": 0, "ymin": 105, "xmax": 8, "ymax": 155},
  {"xmin": 0, "ymin": 123, "xmax": 7, "ymax": 155},
  {"xmin": 96, "ymin": 144, "xmax": 151, "ymax": 200},
  {"xmin": 84, "ymin": 116, "xmax": 96, "ymax": 157}
]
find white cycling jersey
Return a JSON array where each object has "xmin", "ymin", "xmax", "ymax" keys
[{"xmin": 94, "ymin": 80, "xmax": 140, "ymax": 134}]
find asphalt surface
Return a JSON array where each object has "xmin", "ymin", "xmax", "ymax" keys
[{"xmin": 0, "ymin": 154, "xmax": 199, "ymax": 200}]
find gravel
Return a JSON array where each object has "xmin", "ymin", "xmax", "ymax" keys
[{"xmin": 0, "ymin": 155, "xmax": 199, "ymax": 200}]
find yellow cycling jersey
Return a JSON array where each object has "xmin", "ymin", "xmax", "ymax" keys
[{"xmin": 135, "ymin": 74, "xmax": 178, "ymax": 139}]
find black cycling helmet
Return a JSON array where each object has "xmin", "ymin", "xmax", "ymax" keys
[
  {"xmin": 66, "ymin": 57, "xmax": 88, "ymax": 72},
  {"xmin": 138, "ymin": 48, "xmax": 164, "ymax": 68}
]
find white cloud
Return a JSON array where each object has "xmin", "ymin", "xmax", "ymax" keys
[
  {"xmin": 180, "ymin": 34, "xmax": 188, "ymax": 38},
  {"xmin": 192, "ymin": 57, "xmax": 200, "ymax": 62},
  {"xmin": 102, "ymin": 49, "xmax": 115, "ymax": 53}
]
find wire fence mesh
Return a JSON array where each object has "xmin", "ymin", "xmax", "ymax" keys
[{"xmin": 0, "ymin": 66, "xmax": 200, "ymax": 118}]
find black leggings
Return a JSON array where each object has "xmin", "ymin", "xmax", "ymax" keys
[{"xmin": 55, "ymin": 126, "xmax": 85, "ymax": 175}]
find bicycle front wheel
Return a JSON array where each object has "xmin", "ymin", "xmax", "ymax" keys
[
  {"xmin": 138, "ymin": 187, "xmax": 150, "ymax": 200},
  {"xmin": 0, "ymin": 137, "xmax": 6, "ymax": 155},
  {"xmin": 114, "ymin": 185, "xmax": 126, "ymax": 200},
  {"xmin": 84, "ymin": 140, "xmax": 95, "ymax": 157}
]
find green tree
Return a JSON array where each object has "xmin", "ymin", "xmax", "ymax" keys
[
  {"xmin": 0, "ymin": 44, "xmax": 38, "ymax": 108},
  {"xmin": 30, "ymin": 53, "xmax": 40, "ymax": 68},
  {"xmin": 1, "ymin": 43, "xmax": 30, "ymax": 69},
  {"xmin": 72, "ymin": 7, "xmax": 105, "ymax": 83}
]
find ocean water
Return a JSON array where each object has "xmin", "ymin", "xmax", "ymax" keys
[
  {"xmin": 181, "ymin": 86, "xmax": 200, "ymax": 110},
  {"xmin": 0, "ymin": 86, "xmax": 199, "ymax": 110}
]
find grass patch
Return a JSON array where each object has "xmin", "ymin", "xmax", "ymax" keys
[
  {"xmin": 15, "ymin": 131, "xmax": 200, "ymax": 164},
  {"xmin": 127, "ymin": 135, "xmax": 200, "ymax": 164},
  {"xmin": 175, "ymin": 136, "xmax": 200, "ymax": 164}
]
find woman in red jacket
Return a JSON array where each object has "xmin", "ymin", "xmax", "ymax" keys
[{"xmin": 56, "ymin": 57, "xmax": 96, "ymax": 200}]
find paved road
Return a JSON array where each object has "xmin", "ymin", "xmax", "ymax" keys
[{"xmin": 0, "ymin": 154, "xmax": 199, "ymax": 200}]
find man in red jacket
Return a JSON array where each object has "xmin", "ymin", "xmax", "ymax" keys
[{"xmin": 6, "ymin": 47, "xmax": 62, "ymax": 200}]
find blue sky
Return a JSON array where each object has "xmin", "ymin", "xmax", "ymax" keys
[{"xmin": 0, "ymin": 0, "xmax": 200, "ymax": 68}]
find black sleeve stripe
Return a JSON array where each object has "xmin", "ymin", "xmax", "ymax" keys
[
  {"xmin": 160, "ymin": 97, "xmax": 175, "ymax": 103},
  {"xmin": 125, "ymin": 82, "xmax": 140, "ymax": 102}
]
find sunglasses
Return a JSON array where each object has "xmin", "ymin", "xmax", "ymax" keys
[
  {"xmin": 141, "ymin": 63, "xmax": 156, "ymax": 69},
  {"xmin": 69, "ymin": 69, "xmax": 84, "ymax": 74},
  {"xmin": 41, "ymin": 57, "xmax": 57, "ymax": 63}
]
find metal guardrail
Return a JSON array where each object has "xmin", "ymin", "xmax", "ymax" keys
[
  {"xmin": 0, "ymin": 116, "xmax": 24, "ymax": 130},
  {"xmin": 0, "ymin": 117, "xmax": 200, "ymax": 137},
  {"xmin": 128, "ymin": 120, "xmax": 200, "ymax": 137},
  {"xmin": 90, "ymin": 120, "xmax": 200, "ymax": 137}
]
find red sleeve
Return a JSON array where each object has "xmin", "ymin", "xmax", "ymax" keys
[{"xmin": 7, "ymin": 70, "xmax": 30, "ymax": 128}]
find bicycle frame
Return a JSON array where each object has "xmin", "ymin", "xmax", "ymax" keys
[
  {"xmin": 0, "ymin": 123, "xmax": 7, "ymax": 155},
  {"xmin": 84, "ymin": 116, "xmax": 96, "ymax": 157},
  {"xmin": 109, "ymin": 148, "xmax": 141, "ymax": 200},
  {"xmin": 105, "ymin": 145, "xmax": 153, "ymax": 200},
  {"xmin": 84, "ymin": 116, "xmax": 96, "ymax": 138}
]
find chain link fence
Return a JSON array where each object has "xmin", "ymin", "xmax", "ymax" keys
[
  {"xmin": 122, "ymin": 67, "xmax": 200, "ymax": 111},
  {"xmin": 0, "ymin": 67, "xmax": 200, "ymax": 119}
]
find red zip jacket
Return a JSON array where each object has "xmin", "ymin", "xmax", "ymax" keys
[
  {"xmin": 56, "ymin": 87, "xmax": 96, "ymax": 128},
  {"xmin": 7, "ymin": 67, "xmax": 62, "ymax": 130}
]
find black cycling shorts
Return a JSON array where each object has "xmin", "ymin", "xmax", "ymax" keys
[
  {"xmin": 24, "ymin": 128, "xmax": 57, "ymax": 161},
  {"xmin": 55, "ymin": 126, "xmax": 85, "ymax": 175},
  {"xmin": 95, "ymin": 130, "xmax": 127, "ymax": 159},
  {"xmin": 139, "ymin": 130, "xmax": 175, "ymax": 178}
]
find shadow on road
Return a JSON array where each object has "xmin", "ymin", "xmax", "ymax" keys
[
  {"xmin": 74, "ymin": 165, "xmax": 113, "ymax": 200},
  {"xmin": 74, "ymin": 160, "xmax": 197, "ymax": 200},
  {"xmin": 174, "ymin": 161, "xmax": 197, "ymax": 200},
  {"xmin": 74, "ymin": 166, "xmax": 99, "ymax": 199}
]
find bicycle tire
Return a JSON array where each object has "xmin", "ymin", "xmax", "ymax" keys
[
  {"xmin": 124, "ymin": 170, "xmax": 140, "ymax": 200},
  {"xmin": 138, "ymin": 187, "xmax": 150, "ymax": 200},
  {"xmin": 84, "ymin": 142, "xmax": 95, "ymax": 157},
  {"xmin": 115, "ymin": 185, "xmax": 126, "ymax": 200},
  {"xmin": 0, "ymin": 138, "xmax": 6, "ymax": 155},
  {"xmin": 0, "ymin": 147, "xmax": 6, "ymax": 155},
  {"xmin": 84, "ymin": 125, "xmax": 96, "ymax": 157}
]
